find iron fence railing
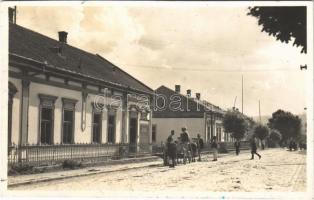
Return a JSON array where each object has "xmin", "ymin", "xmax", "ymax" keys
[{"xmin": 8, "ymin": 143, "xmax": 152, "ymax": 167}]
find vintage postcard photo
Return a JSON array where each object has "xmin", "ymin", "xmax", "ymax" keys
[{"xmin": 0, "ymin": 1, "xmax": 313, "ymax": 199}]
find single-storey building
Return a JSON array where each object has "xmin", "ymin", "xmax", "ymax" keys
[
  {"xmin": 8, "ymin": 11, "xmax": 154, "ymax": 165},
  {"xmin": 152, "ymin": 85, "xmax": 233, "ymax": 144}
]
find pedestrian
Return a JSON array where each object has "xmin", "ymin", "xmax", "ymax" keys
[
  {"xmin": 180, "ymin": 127, "xmax": 191, "ymax": 157},
  {"xmin": 161, "ymin": 141, "xmax": 168, "ymax": 166},
  {"xmin": 211, "ymin": 136, "xmax": 218, "ymax": 161},
  {"xmin": 289, "ymin": 138, "xmax": 293, "ymax": 151},
  {"xmin": 261, "ymin": 140, "xmax": 265, "ymax": 150},
  {"xmin": 250, "ymin": 135, "xmax": 261, "ymax": 160},
  {"xmin": 180, "ymin": 127, "xmax": 190, "ymax": 144},
  {"xmin": 196, "ymin": 134, "xmax": 204, "ymax": 161},
  {"xmin": 234, "ymin": 140, "xmax": 240, "ymax": 155},
  {"xmin": 167, "ymin": 130, "xmax": 177, "ymax": 168}
]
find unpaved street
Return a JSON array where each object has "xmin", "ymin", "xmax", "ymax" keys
[{"xmin": 11, "ymin": 149, "xmax": 306, "ymax": 192}]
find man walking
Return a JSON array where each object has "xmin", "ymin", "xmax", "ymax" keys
[{"xmin": 250, "ymin": 135, "xmax": 261, "ymax": 160}]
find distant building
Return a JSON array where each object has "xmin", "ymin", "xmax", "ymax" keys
[{"xmin": 152, "ymin": 85, "xmax": 232, "ymax": 144}]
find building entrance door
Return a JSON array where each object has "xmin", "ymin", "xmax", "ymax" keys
[{"xmin": 129, "ymin": 117, "xmax": 137, "ymax": 152}]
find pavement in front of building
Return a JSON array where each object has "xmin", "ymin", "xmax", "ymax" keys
[
  {"xmin": 7, "ymin": 151, "xmax": 236, "ymax": 188},
  {"xmin": 8, "ymin": 149, "xmax": 306, "ymax": 194},
  {"xmin": 7, "ymin": 156, "xmax": 163, "ymax": 187}
]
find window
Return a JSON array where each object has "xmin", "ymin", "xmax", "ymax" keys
[
  {"xmin": 62, "ymin": 98, "xmax": 77, "ymax": 144},
  {"xmin": 41, "ymin": 108, "xmax": 53, "ymax": 144},
  {"xmin": 92, "ymin": 112, "xmax": 102, "ymax": 143},
  {"xmin": 107, "ymin": 108, "xmax": 116, "ymax": 143},
  {"xmin": 38, "ymin": 94, "xmax": 57, "ymax": 144},
  {"xmin": 152, "ymin": 125, "xmax": 157, "ymax": 143},
  {"xmin": 8, "ymin": 82, "xmax": 17, "ymax": 145}
]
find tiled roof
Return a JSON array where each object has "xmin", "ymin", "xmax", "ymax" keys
[
  {"xmin": 153, "ymin": 85, "xmax": 225, "ymax": 118},
  {"xmin": 9, "ymin": 23, "xmax": 153, "ymax": 94}
]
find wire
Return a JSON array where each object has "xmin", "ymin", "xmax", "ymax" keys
[{"xmin": 114, "ymin": 63, "xmax": 299, "ymax": 72}]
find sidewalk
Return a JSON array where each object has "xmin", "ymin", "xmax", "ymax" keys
[
  {"xmin": 8, "ymin": 150, "xmax": 251, "ymax": 188},
  {"xmin": 8, "ymin": 156, "xmax": 162, "ymax": 187}
]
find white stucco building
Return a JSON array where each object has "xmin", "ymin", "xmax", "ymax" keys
[
  {"xmin": 152, "ymin": 85, "xmax": 232, "ymax": 144},
  {"xmin": 8, "ymin": 14, "xmax": 154, "ymax": 164}
]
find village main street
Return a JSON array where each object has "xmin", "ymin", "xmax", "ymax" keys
[{"xmin": 9, "ymin": 148, "xmax": 306, "ymax": 193}]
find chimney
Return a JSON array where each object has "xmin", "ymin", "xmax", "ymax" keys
[
  {"xmin": 9, "ymin": 7, "xmax": 16, "ymax": 24},
  {"xmin": 187, "ymin": 89, "xmax": 191, "ymax": 97},
  {"xmin": 58, "ymin": 31, "xmax": 68, "ymax": 43},
  {"xmin": 175, "ymin": 85, "xmax": 181, "ymax": 93},
  {"xmin": 196, "ymin": 93, "xmax": 200, "ymax": 100}
]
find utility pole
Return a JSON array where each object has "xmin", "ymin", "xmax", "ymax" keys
[
  {"xmin": 242, "ymin": 75, "xmax": 243, "ymax": 114},
  {"xmin": 259, "ymin": 100, "xmax": 261, "ymax": 123},
  {"xmin": 233, "ymin": 96, "xmax": 237, "ymax": 109}
]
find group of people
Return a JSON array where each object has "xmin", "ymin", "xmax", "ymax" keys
[
  {"xmin": 164, "ymin": 128, "xmax": 262, "ymax": 168},
  {"xmin": 165, "ymin": 127, "xmax": 205, "ymax": 167}
]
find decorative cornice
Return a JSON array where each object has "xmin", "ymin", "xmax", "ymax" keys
[
  {"xmin": 62, "ymin": 97, "xmax": 78, "ymax": 105},
  {"xmin": 38, "ymin": 93, "xmax": 58, "ymax": 102}
]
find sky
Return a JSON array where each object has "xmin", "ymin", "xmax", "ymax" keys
[{"xmin": 15, "ymin": 5, "xmax": 308, "ymax": 117}]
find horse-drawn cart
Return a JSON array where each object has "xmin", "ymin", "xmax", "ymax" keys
[{"xmin": 162, "ymin": 142, "xmax": 198, "ymax": 166}]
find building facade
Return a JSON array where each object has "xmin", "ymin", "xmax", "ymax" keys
[
  {"xmin": 8, "ymin": 19, "xmax": 154, "ymax": 163},
  {"xmin": 152, "ymin": 85, "xmax": 232, "ymax": 144}
]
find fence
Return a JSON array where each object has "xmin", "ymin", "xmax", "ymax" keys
[{"xmin": 8, "ymin": 143, "xmax": 152, "ymax": 167}]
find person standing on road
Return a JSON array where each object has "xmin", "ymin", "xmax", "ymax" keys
[
  {"xmin": 211, "ymin": 136, "xmax": 218, "ymax": 161},
  {"xmin": 180, "ymin": 127, "xmax": 190, "ymax": 144},
  {"xmin": 196, "ymin": 134, "xmax": 204, "ymax": 161},
  {"xmin": 180, "ymin": 127, "xmax": 191, "ymax": 151},
  {"xmin": 250, "ymin": 135, "xmax": 261, "ymax": 160},
  {"xmin": 234, "ymin": 140, "xmax": 240, "ymax": 155},
  {"xmin": 167, "ymin": 130, "xmax": 177, "ymax": 168}
]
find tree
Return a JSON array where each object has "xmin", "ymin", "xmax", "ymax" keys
[
  {"xmin": 254, "ymin": 124, "xmax": 269, "ymax": 140},
  {"xmin": 267, "ymin": 109, "xmax": 301, "ymax": 143},
  {"xmin": 269, "ymin": 129, "xmax": 282, "ymax": 147},
  {"xmin": 247, "ymin": 6, "xmax": 306, "ymax": 53},
  {"xmin": 223, "ymin": 111, "xmax": 248, "ymax": 141},
  {"xmin": 254, "ymin": 124, "xmax": 269, "ymax": 149}
]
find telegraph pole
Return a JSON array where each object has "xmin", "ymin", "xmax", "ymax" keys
[
  {"xmin": 242, "ymin": 75, "xmax": 243, "ymax": 114},
  {"xmin": 259, "ymin": 100, "xmax": 261, "ymax": 123}
]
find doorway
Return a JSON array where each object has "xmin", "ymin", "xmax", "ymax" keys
[{"xmin": 129, "ymin": 117, "xmax": 137, "ymax": 152}]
